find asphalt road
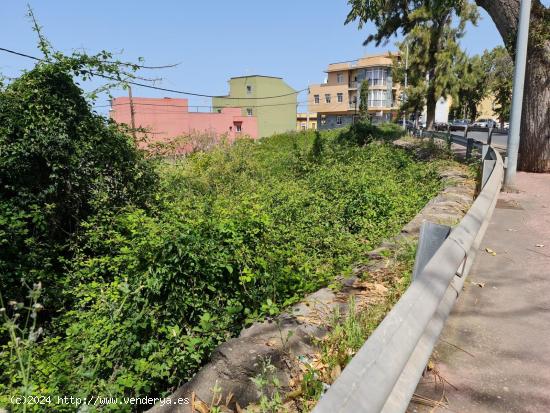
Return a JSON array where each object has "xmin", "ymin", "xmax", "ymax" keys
[{"xmin": 453, "ymin": 129, "xmax": 508, "ymax": 149}]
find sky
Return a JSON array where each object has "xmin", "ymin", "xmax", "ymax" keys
[{"xmin": 0, "ymin": 0, "xmax": 510, "ymax": 114}]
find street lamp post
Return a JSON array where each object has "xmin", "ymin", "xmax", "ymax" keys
[
  {"xmin": 504, "ymin": 0, "xmax": 532, "ymax": 189},
  {"xmin": 402, "ymin": 42, "xmax": 409, "ymax": 129}
]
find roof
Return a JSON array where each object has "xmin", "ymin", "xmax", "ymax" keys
[
  {"xmin": 229, "ymin": 75, "xmax": 283, "ymax": 80},
  {"xmin": 325, "ymin": 52, "xmax": 399, "ymax": 72}
]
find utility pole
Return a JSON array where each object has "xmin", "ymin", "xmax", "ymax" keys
[
  {"xmin": 504, "ymin": 0, "xmax": 532, "ymax": 189},
  {"xmin": 306, "ymin": 82, "xmax": 310, "ymax": 129},
  {"xmin": 402, "ymin": 42, "xmax": 409, "ymax": 129},
  {"xmin": 128, "ymin": 85, "xmax": 137, "ymax": 141}
]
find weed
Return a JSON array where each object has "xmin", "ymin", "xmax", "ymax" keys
[{"xmin": 251, "ymin": 358, "xmax": 286, "ymax": 413}]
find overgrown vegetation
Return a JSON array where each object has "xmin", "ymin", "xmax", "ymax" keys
[
  {"xmin": 296, "ymin": 242, "xmax": 417, "ymax": 411},
  {"xmin": 1, "ymin": 54, "xmax": 442, "ymax": 411}
]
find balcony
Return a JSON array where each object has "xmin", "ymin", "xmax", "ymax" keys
[
  {"xmin": 368, "ymin": 79, "xmax": 387, "ymax": 87},
  {"xmin": 348, "ymin": 79, "xmax": 388, "ymax": 89}
]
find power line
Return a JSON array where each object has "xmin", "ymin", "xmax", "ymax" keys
[
  {"xmin": 0, "ymin": 46, "xmax": 307, "ymax": 100},
  {"xmin": 0, "ymin": 46, "xmax": 179, "ymax": 70},
  {"xmin": 98, "ymin": 99, "xmax": 314, "ymax": 110}
]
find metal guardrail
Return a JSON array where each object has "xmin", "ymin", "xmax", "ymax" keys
[
  {"xmin": 313, "ymin": 135, "xmax": 504, "ymax": 413},
  {"xmin": 411, "ymin": 128, "xmax": 484, "ymax": 157}
]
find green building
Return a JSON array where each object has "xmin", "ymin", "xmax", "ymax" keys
[{"xmin": 212, "ymin": 75, "xmax": 297, "ymax": 138}]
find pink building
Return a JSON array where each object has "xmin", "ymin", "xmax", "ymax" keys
[{"xmin": 109, "ymin": 97, "xmax": 258, "ymax": 151}]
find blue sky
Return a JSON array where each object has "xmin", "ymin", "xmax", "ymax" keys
[{"xmin": 1, "ymin": 1, "xmax": 510, "ymax": 113}]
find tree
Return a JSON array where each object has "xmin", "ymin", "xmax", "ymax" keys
[
  {"xmin": 476, "ymin": 1, "xmax": 549, "ymax": 171},
  {"xmin": 450, "ymin": 53, "xmax": 489, "ymax": 120},
  {"xmin": 359, "ymin": 80, "xmax": 369, "ymax": 120},
  {"xmin": 392, "ymin": 45, "xmax": 425, "ymax": 127},
  {"xmin": 346, "ymin": 0, "xmax": 478, "ymax": 130},
  {"xmin": 347, "ymin": 0, "xmax": 550, "ymax": 171},
  {"xmin": 392, "ymin": 37, "xmax": 467, "ymax": 126},
  {"xmin": 484, "ymin": 46, "xmax": 513, "ymax": 127}
]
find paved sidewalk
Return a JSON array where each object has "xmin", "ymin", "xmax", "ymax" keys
[{"xmin": 409, "ymin": 172, "xmax": 550, "ymax": 413}]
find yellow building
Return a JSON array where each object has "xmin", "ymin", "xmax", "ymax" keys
[
  {"xmin": 296, "ymin": 113, "xmax": 318, "ymax": 130},
  {"xmin": 476, "ymin": 95, "xmax": 499, "ymax": 120},
  {"xmin": 308, "ymin": 53, "xmax": 402, "ymax": 129}
]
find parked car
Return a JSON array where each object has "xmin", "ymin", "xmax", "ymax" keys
[
  {"xmin": 473, "ymin": 118, "xmax": 497, "ymax": 128},
  {"xmin": 394, "ymin": 119, "xmax": 415, "ymax": 129},
  {"xmin": 449, "ymin": 119, "xmax": 471, "ymax": 131},
  {"xmin": 434, "ymin": 122, "xmax": 449, "ymax": 131}
]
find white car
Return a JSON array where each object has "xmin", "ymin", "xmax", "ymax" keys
[{"xmin": 473, "ymin": 118, "xmax": 497, "ymax": 128}]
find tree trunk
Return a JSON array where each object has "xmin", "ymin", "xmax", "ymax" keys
[
  {"xmin": 518, "ymin": 52, "xmax": 550, "ymax": 171},
  {"xmin": 476, "ymin": 0, "xmax": 550, "ymax": 172},
  {"xmin": 426, "ymin": 85, "xmax": 437, "ymax": 130}
]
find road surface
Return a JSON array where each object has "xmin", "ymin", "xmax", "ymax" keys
[{"xmin": 453, "ymin": 130, "xmax": 508, "ymax": 149}]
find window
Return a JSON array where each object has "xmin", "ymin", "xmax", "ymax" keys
[
  {"xmin": 337, "ymin": 73, "xmax": 344, "ymax": 84},
  {"xmin": 311, "ymin": 122, "xmax": 317, "ymax": 130},
  {"xmin": 365, "ymin": 68, "xmax": 388, "ymax": 86},
  {"xmin": 325, "ymin": 94, "xmax": 331, "ymax": 104},
  {"xmin": 314, "ymin": 94, "xmax": 320, "ymax": 104},
  {"xmin": 235, "ymin": 122, "xmax": 242, "ymax": 132},
  {"xmin": 321, "ymin": 115, "xmax": 327, "ymax": 125},
  {"xmin": 336, "ymin": 116, "xmax": 342, "ymax": 125},
  {"xmin": 301, "ymin": 122, "xmax": 306, "ymax": 130},
  {"xmin": 367, "ymin": 90, "xmax": 388, "ymax": 107},
  {"xmin": 246, "ymin": 108, "xmax": 253, "ymax": 116},
  {"xmin": 246, "ymin": 85, "xmax": 252, "ymax": 95},
  {"xmin": 337, "ymin": 93, "xmax": 343, "ymax": 103}
]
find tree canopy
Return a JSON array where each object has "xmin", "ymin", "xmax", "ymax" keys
[
  {"xmin": 449, "ymin": 53, "xmax": 488, "ymax": 120},
  {"xmin": 484, "ymin": 46, "xmax": 513, "ymax": 124},
  {"xmin": 347, "ymin": 0, "xmax": 478, "ymax": 129}
]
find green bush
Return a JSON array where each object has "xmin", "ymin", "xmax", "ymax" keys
[
  {"xmin": 337, "ymin": 121, "xmax": 404, "ymax": 146},
  {"xmin": 0, "ymin": 63, "xmax": 156, "ymax": 312}
]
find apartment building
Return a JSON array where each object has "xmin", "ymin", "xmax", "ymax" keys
[
  {"xmin": 308, "ymin": 53, "xmax": 401, "ymax": 129},
  {"xmin": 212, "ymin": 75, "xmax": 297, "ymax": 138}
]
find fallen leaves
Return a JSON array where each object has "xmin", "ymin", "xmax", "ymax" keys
[
  {"xmin": 485, "ymin": 247, "xmax": 497, "ymax": 256},
  {"xmin": 471, "ymin": 281, "xmax": 486, "ymax": 288},
  {"xmin": 330, "ymin": 364, "xmax": 342, "ymax": 382},
  {"xmin": 352, "ymin": 280, "xmax": 389, "ymax": 295},
  {"xmin": 191, "ymin": 393, "xmax": 210, "ymax": 413}
]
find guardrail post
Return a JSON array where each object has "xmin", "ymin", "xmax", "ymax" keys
[
  {"xmin": 412, "ymin": 221, "xmax": 451, "ymax": 281},
  {"xmin": 464, "ymin": 125, "xmax": 474, "ymax": 160},
  {"xmin": 466, "ymin": 137, "xmax": 474, "ymax": 160},
  {"xmin": 481, "ymin": 144, "xmax": 497, "ymax": 189},
  {"xmin": 445, "ymin": 125, "xmax": 452, "ymax": 149},
  {"xmin": 488, "ymin": 125, "xmax": 494, "ymax": 145}
]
